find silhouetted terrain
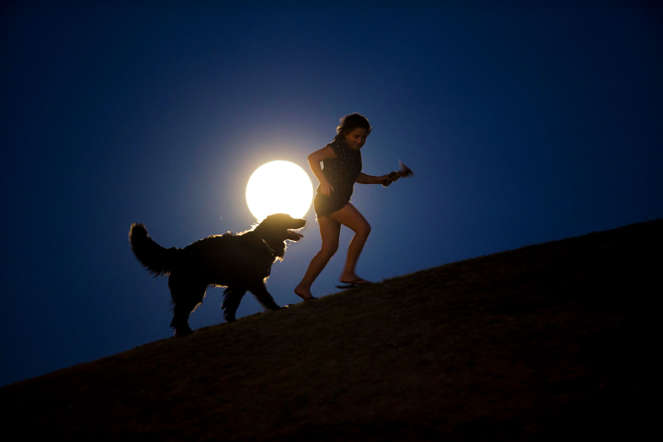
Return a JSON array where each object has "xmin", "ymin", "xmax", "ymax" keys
[{"xmin": 2, "ymin": 219, "xmax": 659, "ymax": 441}]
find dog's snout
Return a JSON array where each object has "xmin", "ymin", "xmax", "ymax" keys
[{"xmin": 290, "ymin": 218, "xmax": 306, "ymax": 229}]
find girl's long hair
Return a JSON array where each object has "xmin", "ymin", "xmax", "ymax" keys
[{"xmin": 333, "ymin": 113, "xmax": 372, "ymax": 143}]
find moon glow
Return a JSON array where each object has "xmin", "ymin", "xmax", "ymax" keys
[{"xmin": 245, "ymin": 160, "xmax": 313, "ymax": 221}]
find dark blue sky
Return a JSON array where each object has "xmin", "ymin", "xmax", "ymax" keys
[{"xmin": 3, "ymin": 4, "xmax": 661, "ymax": 386}]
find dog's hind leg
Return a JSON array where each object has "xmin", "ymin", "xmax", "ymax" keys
[
  {"xmin": 222, "ymin": 286, "xmax": 246, "ymax": 323},
  {"xmin": 249, "ymin": 282, "xmax": 281, "ymax": 312}
]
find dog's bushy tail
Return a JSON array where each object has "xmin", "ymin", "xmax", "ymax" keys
[{"xmin": 129, "ymin": 223, "xmax": 179, "ymax": 276}]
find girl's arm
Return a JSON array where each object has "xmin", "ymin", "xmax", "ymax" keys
[
  {"xmin": 357, "ymin": 162, "xmax": 412, "ymax": 186},
  {"xmin": 308, "ymin": 145, "xmax": 337, "ymax": 194},
  {"xmin": 356, "ymin": 172, "xmax": 392, "ymax": 185}
]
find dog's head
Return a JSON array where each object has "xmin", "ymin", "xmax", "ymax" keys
[{"xmin": 254, "ymin": 213, "xmax": 306, "ymax": 260}]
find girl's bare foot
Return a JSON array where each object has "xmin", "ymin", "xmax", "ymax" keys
[{"xmin": 294, "ymin": 284, "xmax": 317, "ymax": 301}]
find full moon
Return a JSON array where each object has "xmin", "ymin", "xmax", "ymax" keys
[{"xmin": 245, "ymin": 160, "xmax": 313, "ymax": 221}]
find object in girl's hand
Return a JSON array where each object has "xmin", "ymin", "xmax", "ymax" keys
[
  {"xmin": 398, "ymin": 160, "xmax": 413, "ymax": 177},
  {"xmin": 383, "ymin": 161, "xmax": 414, "ymax": 186}
]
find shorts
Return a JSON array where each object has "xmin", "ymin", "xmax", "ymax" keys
[{"xmin": 313, "ymin": 190, "xmax": 351, "ymax": 218}]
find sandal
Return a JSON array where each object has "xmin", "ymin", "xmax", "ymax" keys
[{"xmin": 336, "ymin": 279, "xmax": 373, "ymax": 289}]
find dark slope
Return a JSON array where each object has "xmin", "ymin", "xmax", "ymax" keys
[{"xmin": 2, "ymin": 219, "xmax": 660, "ymax": 441}]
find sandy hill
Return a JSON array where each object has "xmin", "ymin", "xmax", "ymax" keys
[{"xmin": 2, "ymin": 219, "xmax": 659, "ymax": 441}]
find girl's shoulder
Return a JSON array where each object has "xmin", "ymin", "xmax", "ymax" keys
[{"xmin": 329, "ymin": 137, "xmax": 350, "ymax": 156}]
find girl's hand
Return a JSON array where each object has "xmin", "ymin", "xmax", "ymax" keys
[
  {"xmin": 381, "ymin": 172, "xmax": 399, "ymax": 187},
  {"xmin": 319, "ymin": 181, "xmax": 335, "ymax": 196}
]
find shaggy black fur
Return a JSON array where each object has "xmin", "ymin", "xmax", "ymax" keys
[{"xmin": 129, "ymin": 214, "xmax": 305, "ymax": 337}]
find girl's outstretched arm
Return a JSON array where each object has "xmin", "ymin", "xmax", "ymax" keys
[
  {"xmin": 356, "ymin": 172, "xmax": 392, "ymax": 185},
  {"xmin": 358, "ymin": 162, "xmax": 413, "ymax": 186}
]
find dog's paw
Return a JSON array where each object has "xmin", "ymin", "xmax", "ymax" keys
[{"xmin": 174, "ymin": 326, "xmax": 193, "ymax": 338}]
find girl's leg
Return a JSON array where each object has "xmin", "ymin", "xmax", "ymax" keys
[
  {"xmin": 330, "ymin": 203, "xmax": 371, "ymax": 282},
  {"xmin": 294, "ymin": 215, "xmax": 341, "ymax": 299}
]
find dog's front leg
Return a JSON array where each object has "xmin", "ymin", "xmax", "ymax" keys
[
  {"xmin": 249, "ymin": 282, "xmax": 281, "ymax": 311},
  {"xmin": 222, "ymin": 286, "xmax": 246, "ymax": 322}
]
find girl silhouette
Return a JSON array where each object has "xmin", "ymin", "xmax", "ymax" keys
[{"xmin": 295, "ymin": 113, "xmax": 401, "ymax": 300}]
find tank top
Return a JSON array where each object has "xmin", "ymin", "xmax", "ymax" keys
[{"xmin": 320, "ymin": 136, "xmax": 362, "ymax": 202}]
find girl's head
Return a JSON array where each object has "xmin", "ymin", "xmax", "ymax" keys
[{"xmin": 335, "ymin": 113, "xmax": 371, "ymax": 150}]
